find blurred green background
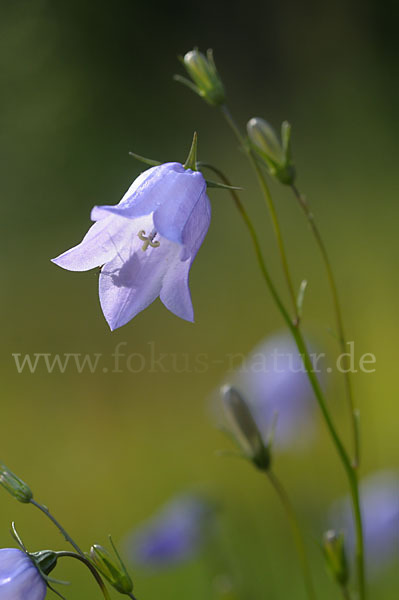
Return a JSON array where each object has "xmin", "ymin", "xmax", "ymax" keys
[{"xmin": 1, "ymin": 0, "xmax": 398, "ymax": 598}]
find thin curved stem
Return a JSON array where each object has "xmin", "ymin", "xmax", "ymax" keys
[
  {"xmin": 30, "ymin": 499, "xmax": 84, "ymax": 557},
  {"xmin": 221, "ymin": 104, "xmax": 298, "ymax": 317},
  {"xmin": 267, "ymin": 471, "xmax": 316, "ymax": 600},
  {"xmin": 341, "ymin": 585, "xmax": 352, "ymax": 600},
  {"xmin": 291, "ymin": 184, "xmax": 359, "ymax": 467},
  {"xmin": 56, "ymin": 551, "xmax": 111, "ymax": 600},
  {"xmin": 203, "ymin": 164, "xmax": 365, "ymax": 600}
]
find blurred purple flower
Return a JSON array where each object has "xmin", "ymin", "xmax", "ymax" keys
[
  {"xmin": 232, "ymin": 332, "xmax": 318, "ymax": 449},
  {"xmin": 52, "ymin": 163, "xmax": 211, "ymax": 330},
  {"xmin": 330, "ymin": 470, "xmax": 399, "ymax": 577},
  {"xmin": 0, "ymin": 548, "xmax": 46, "ymax": 599},
  {"xmin": 126, "ymin": 494, "xmax": 215, "ymax": 567}
]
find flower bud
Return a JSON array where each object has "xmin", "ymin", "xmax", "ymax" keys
[
  {"xmin": 221, "ymin": 385, "xmax": 270, "ymax": 471},
  {"xmin": 323, "ymin": 530, "xmax": 349, "ymax": 587},
  {"xmin": 90, "ymin": 542, "xmax": 133, "ymax": 594},
  {"xmin": 247, "ymin": 117, "xmax": 296, "ymax": 185},
  {"xmin": 0, "ymin": 463, "xmax": 33, "ymax": 503},
  {"xmin": 181, "ymin": 48, "xmax": 225, "ymax": 106}
]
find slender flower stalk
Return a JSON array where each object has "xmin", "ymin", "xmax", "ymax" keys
[
  {"xmin": 220, "ymin": 105, "xmax": 298, "ymax": 317},
  {"xmin": 201, "ymin": 163, "xmax": 366, "ymax": 600},
  {"xmin": 291, "ymin": 184, "xmax": 359, "ymax": 467},
  {"xmin": 267, "ymin": 471, "xmax": 316, "ymax": 600},
  {"xmin": 342, "ymin": 588, "xmax": 352, "ymax": 600},
  {"xmin": 55, "ymin": 551, "xmax": 112, "ymax": 600},
  {"xmin": 30, "ymin": 499, "xmax": 84, "ymax": 557},
  {"xmin": 220, "ymin": 385, "xmax": 315, "ymax": 600}
]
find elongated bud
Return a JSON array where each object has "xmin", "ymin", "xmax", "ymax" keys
[
  {"xmin": 221, "ymin": 386, "xmax": 270, "ymax": 471},
  {"xmin": 0, "ymin": 464, "xmax": 33, "ymax": 503},
  {"xmin": 247, "ymin": 117, "xmax": 296, "ymax": 185},
  {"xmin": 90, "ymin": 541, "xmax": 133, "ymax": 594},
  {"xmin": 323, "ymin": 530, "xmax": 349, "ymax": 587},
  {"xmin": 177, "ymin": 48, "xmax": 225, "ymax": 106}
]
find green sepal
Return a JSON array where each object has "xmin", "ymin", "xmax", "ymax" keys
[
  {"xmin": 173, "ymin": 74, "xmax": 202, "ymax": 97},
  {"xmin": 281, "ymin": 121, "xmax": 293, "ymax": 162},
  {"xmin": 128, "ymin": 152, "xmax": 161, "ymax": 167},
  {"xmin": 296, "ymin": 279, "xmax": 308, "ymax": 320},
  {"xmin": 205, "ymin": 179, "xmax": 243, "ymax": 191},
  {"xmin": 183, "ymin": 132, "xmax": 198, "ymax": 170}
]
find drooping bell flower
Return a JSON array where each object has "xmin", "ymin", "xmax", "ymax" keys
[
  {"xmin": 52, "ymin": 161, "xmax": 211, "ymax": 330},
  {"xmin": 125, "ymin": 493, "xmax": 215, "ymax": 567},
  {"xmin": 329, "ymin": 470, "xmax": 399, "ymax": 578},
  {"xmin": 229, "ymin": 332, "xmax": 318, "ymax": 450},
  {"xmin": 0, "ymin": 548, "xmax": 47, "ymax": 600}
]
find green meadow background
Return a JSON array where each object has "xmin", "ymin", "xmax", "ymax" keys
[{"xmin": 1, "ymin": 0, "xmax": 398, "ymax": 598}]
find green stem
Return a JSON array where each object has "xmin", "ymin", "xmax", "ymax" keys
[
  {"xmin": 221, "ymin": 105, "xmax": 298, "ymax": 318},
  {"xmin": 203, "ymin": 164, "xmax": 366, "ymax": 600},
  {"xmin": 56, "ymin": 551, "xmax": 111, "ymax": 600},
  {"xmin": 30, "ymin": 499, "xmax": 84, "ymax": 557},
  {"xmin": 341, "ymin": 585, "xmax": 352, "ymax": 600},
  {"xmin": 267, "ymin": 471, "xmax": 316, "ymax": 600},
  {"xmin": 291, "ymin": 184, "xmax": 359, "ymax": 467}
]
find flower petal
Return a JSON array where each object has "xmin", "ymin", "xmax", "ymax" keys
[
  {"xmin": 52, "ymin": 214, "xmax": 132, "ymax": 272},
  {"xmin": 160, "ymin": 257, "xmax": 193, "ymax": 322},
  {"xmin": 0, "ymin": 549, "xmax": 46, "ymax": 600},
  {"xmin": 180, "ymin": 189, "xmax": 211, "ymax": 260},
  {"xmin": 91, "ymin": 163, "xmax": 195, "ymax": 222},
  {"xmin": 152, "ymin": 171, "xmax": 206, "ymax": 244},
  {"xmin": 160, "ymin": 190, "xmax": 211, "ymax": 320},
  {"xmin": 99, "ymin": 218, "xmax": 180, "ymax": 330}
]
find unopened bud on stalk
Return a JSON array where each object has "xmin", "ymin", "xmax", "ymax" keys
[
  {"xmin": 90, "ymin": 540, "xmax": 134, "ymax": 595},
  {"xmin": 221, "ymin": 385, "xmax": 270, "ymax": 471},
  {"xmin": 176, "ymin": 48, "xmax": 225, "ymax": 107},
  {"xmin": 0, "ymin": 463, "xmax": 33, "ymax": 503},
  {"xmin": 323, "ymin": 530, "xmax": 349, "ymax": 587},
  {"xmin": 247, "ymin": 117, "xmax": 296, "ymax": 185}
]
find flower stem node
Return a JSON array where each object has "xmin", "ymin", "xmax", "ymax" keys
[
  {"xmin": 247, "ymin": 117, "xmax": 296, "ymax": 185},
  {"xmin": 0, "ymin": 463, "xmax": 33, "ymax": 503},
  {"xmin": 176, "ymin": 48, "xmax": 225, "ymax": 107},
  {"xmin": 221, "ymin": 386, "xmax": 271, "ymax": 471},
  {"xmin": 323, "ymin": 530, "xmax": 349, "ymax": 587},
  {"xmin": 90, "ymin": 539, "xmax": 134, "ymax": 595}
]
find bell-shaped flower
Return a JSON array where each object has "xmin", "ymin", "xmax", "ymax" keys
[
  {"xmin": 224, "ymin": 332, "xmax": 318, "ymax": 450},
  {"xmin": 329, "ymin": 470, "xmax": 399, "ymax": 578},
  {"xmin": 125, "ymin": 493, "xmax": 215, "ymax": 567},
  {"xmin": 52, "ymin": 162, "xmax": 211, "ymax": 330},
  {"xmin": 0, "ymin": 548, "xmax": 47, "ymax": 600}
]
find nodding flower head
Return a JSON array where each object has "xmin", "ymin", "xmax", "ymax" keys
[
  {"xmin": 329, "ymin": 470, "xmax": 399, "ymax": 578},
  {"xmin": 230, "ymin": 332, "xmax": 317, "ymax": 450},
  {"xmin": 52, "ymin": 162, "xmax": 211, "ymax": 330},
  {"xmin": 125, "ymin": 493, "xmax": 216, "ymax": 567}
]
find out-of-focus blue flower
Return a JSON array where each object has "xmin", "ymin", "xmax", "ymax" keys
[
  {"xmin": 232, "ymin": 332, "xmax": 317, "ymax": 449},
  {"xmin": 125, "ymin": 494, "xmax": 215, "ymax": 567},
  {"xmin": 0, "ymin": 548, "xmax": 47, "ymax": 599},
  {"xmin": 330, "ymin": 470, "xmax": 399, "ymax": 577},
  {"xmin": 52, "ymin": 162, "xmax": 211, "ymax": 330}
]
